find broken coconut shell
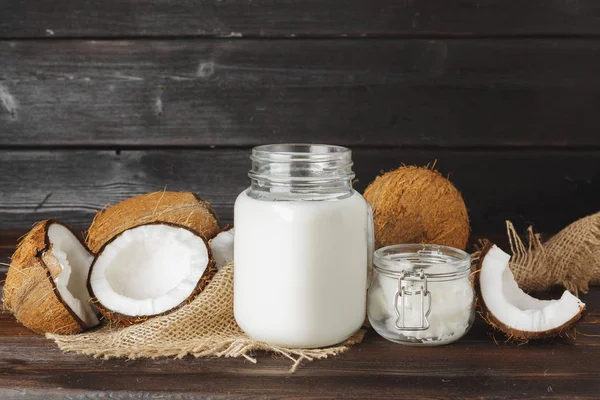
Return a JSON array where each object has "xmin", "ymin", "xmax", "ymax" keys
[
  {"xmin": 86, "ymin": 191, "xmax": 221, "ymax": 253},
  {"xmin": 87, "ymin": 222, "xmax": 217, "ymax": 326},
  {"xmin": 3, "ymin": 220, "xmax": 99, "ymax": 334},
  {"xmin": 475, "ymin": 241, "xmax": 585, "ymax": 341},
  {"xmin": 209, "ymin": 225, "xmax": 234, "ymax": 269},
  {"xmin": 364, "ymin": 165, "xmax": 470, "ymax": 250}
]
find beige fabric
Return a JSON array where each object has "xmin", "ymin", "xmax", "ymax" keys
[
  {"xmin": 504, "ymin": 212, "xmax": 600, "ymax": 295},
  {"xmin": 47, "ymin": 264, "xmax": 365, "ymax": 372}
]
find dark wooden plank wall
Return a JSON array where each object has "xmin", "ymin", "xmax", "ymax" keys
[
  {"xmin": 2, "ymin": 40, "xmax": 600, "ymax": 147},
  {"xmin": 3, "ymin": 0, "xmax": 600, "ymax": 37},
  {"xmin": 1, "ymin": 3, "xmax": 599, "ymax": 254},
  {"xmin": 0, "ymin": 149, "xmax": 598, "ymax": 236}
]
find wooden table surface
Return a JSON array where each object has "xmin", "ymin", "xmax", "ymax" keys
[{"xmin": 1, "ymin": 242, "xmax": 599, "ymax": 399}]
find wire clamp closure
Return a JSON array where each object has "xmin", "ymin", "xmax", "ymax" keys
[{"xmin": 394, "ymin": 269, "xmax": 432, "ymax": 331}]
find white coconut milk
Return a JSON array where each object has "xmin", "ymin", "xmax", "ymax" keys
[{"xmin": 234, "ymin": 190, "xmax": 370, "ymax": 348}]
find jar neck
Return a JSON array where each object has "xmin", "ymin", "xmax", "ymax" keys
[{"xmin": 247, "ymin": 144, "xmax": 355, "ymax": 200}]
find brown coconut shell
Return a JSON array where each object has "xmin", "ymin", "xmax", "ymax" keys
[
  {"xmin": 86, "ymin": 192, "xmax": 221, "ymax": 254},
  {"xmin": 364, "ymin": 165, "xmax": 470, "ymax": 250},
  {"xmin": 87, "ymin": 222, "xmax": 217, "ymax": 327},
  {"xmin": 2, "ymin": 220, "xmax": 91, "ymax": 334},
  {"xmin": 475, "ymin": 241, "xmax": 585, "ymax": 342}
]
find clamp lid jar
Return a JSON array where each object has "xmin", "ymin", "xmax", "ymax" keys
[{"xmin": 367, "ymin": 243, "xmax": 474, "ymax": 346}]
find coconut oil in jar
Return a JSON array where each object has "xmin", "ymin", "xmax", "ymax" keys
[
  {"xmin": 234, "ymin": 144, "xmax": 373, "ymax": 348},
  {"xmin": 368, "ymin": 244, "xmax": 474, "ymax": 345}
]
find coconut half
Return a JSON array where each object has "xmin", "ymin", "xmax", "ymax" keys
[
  {"xmin": 477, "ymin": 242, "xmax": 585, "ymax": 340},
  {"xmin": 209, "ymin": 227, "xmax": 234, "ymax": 269},
  {"xmin": 88, "ymin": 222, "xmax": 216, "ymax": 325},
  {"xmin": 3, "ymin": 220, "xmax": 99, "ymax": 334}
]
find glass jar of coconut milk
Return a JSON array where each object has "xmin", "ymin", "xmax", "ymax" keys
[
  {"xmin": 368, "ymin": 244, "xmax": 474, "ymax": 345},
  {"xmin": 234, "ymin": 144, "xmax": 373, "ymax": 348}
]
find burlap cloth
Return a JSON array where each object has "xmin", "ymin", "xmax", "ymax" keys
[
  {"xmin": 503, "ymin": 212, "xmax": 600, "ymax": 295},
  {"xmin": 47, "ymin": 264, "xmax": 365, "ymax": 372}
]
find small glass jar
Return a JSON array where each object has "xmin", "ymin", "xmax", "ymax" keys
[
  {"xmin": 368, "ymin": 244, "xmax": 474, "ymax": 346},
  {"xmin": 234, "ymin": 144, "xmax": 374, "ymax": 349}
]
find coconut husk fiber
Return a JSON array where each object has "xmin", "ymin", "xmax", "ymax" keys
[
  {"xmin": 86, "ymin": 191, "xmax": 221, "ymax": 254},
  {"xmin": 503, "ymin": 212, "xmax": 600, "ymax": 295},
  {"xmin": 47, "ymin": 264, "xmax": 365, "ymax": 372}
]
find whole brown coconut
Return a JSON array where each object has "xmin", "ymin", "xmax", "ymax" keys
[
  {"xmin": 86, "ymin": 191, "xmax": 221, "ymax": 253},
  {"xmin": 3, "ymin": 220, "xmax": 98, "ymax": 334},
  {"xmin": 364, "ymin": 165, "xmax": 470, "ymax": 250}
]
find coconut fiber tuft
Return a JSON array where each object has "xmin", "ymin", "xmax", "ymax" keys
[
  {"xmin": 503, "ymin": 212, "xmax": 600, "ymax": 295},
  {"xmin": 47, "ymin": 264, "xmax": 365, "ymax": 372}
]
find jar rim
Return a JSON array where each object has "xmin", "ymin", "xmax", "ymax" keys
[
  {"xmin": 373, "ymin": 243, "xmax": 471, "ymax": 279},
  {"xmin": 248, "ymin": 143, "xmax": 355, "ymax": 186},
  {"xmin": 251, "ymin": 144, "xmax": 351, "ymax": 163}
]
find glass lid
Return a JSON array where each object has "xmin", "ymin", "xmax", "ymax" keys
[{"xmin": 374, "ymin": 243, "xmax": 471, "ymax": 280}]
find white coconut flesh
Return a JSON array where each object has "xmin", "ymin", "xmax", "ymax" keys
[
  {"xmin": 210, "ymin": 228, "xmax": 234, "ymax": 269},
  {"xmin": 89, "ymin": 224, "xmax": 210, "ymax": 317},
  {"xmin": 480, "ymin": 245, "xmax": 585, "ymax": 333},
  {"xmin": 47, "ymin": 224, "xmax": 99, "ymax": 327}
]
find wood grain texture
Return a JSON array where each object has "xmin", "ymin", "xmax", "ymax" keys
[
  {"xmin": 2, "ymin": 0, "xmax": 600, "ymax": 38},
  {"xmin": 0, "ymin": 149, "xmax": 598, "ymax": 237},
  {"xmin": 0, "ymin": 275, "xmax": 598, "ymax": 399},
  {"xmin": 2, "ymin": 39, "xmax": 600, "ymax": 148}
]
